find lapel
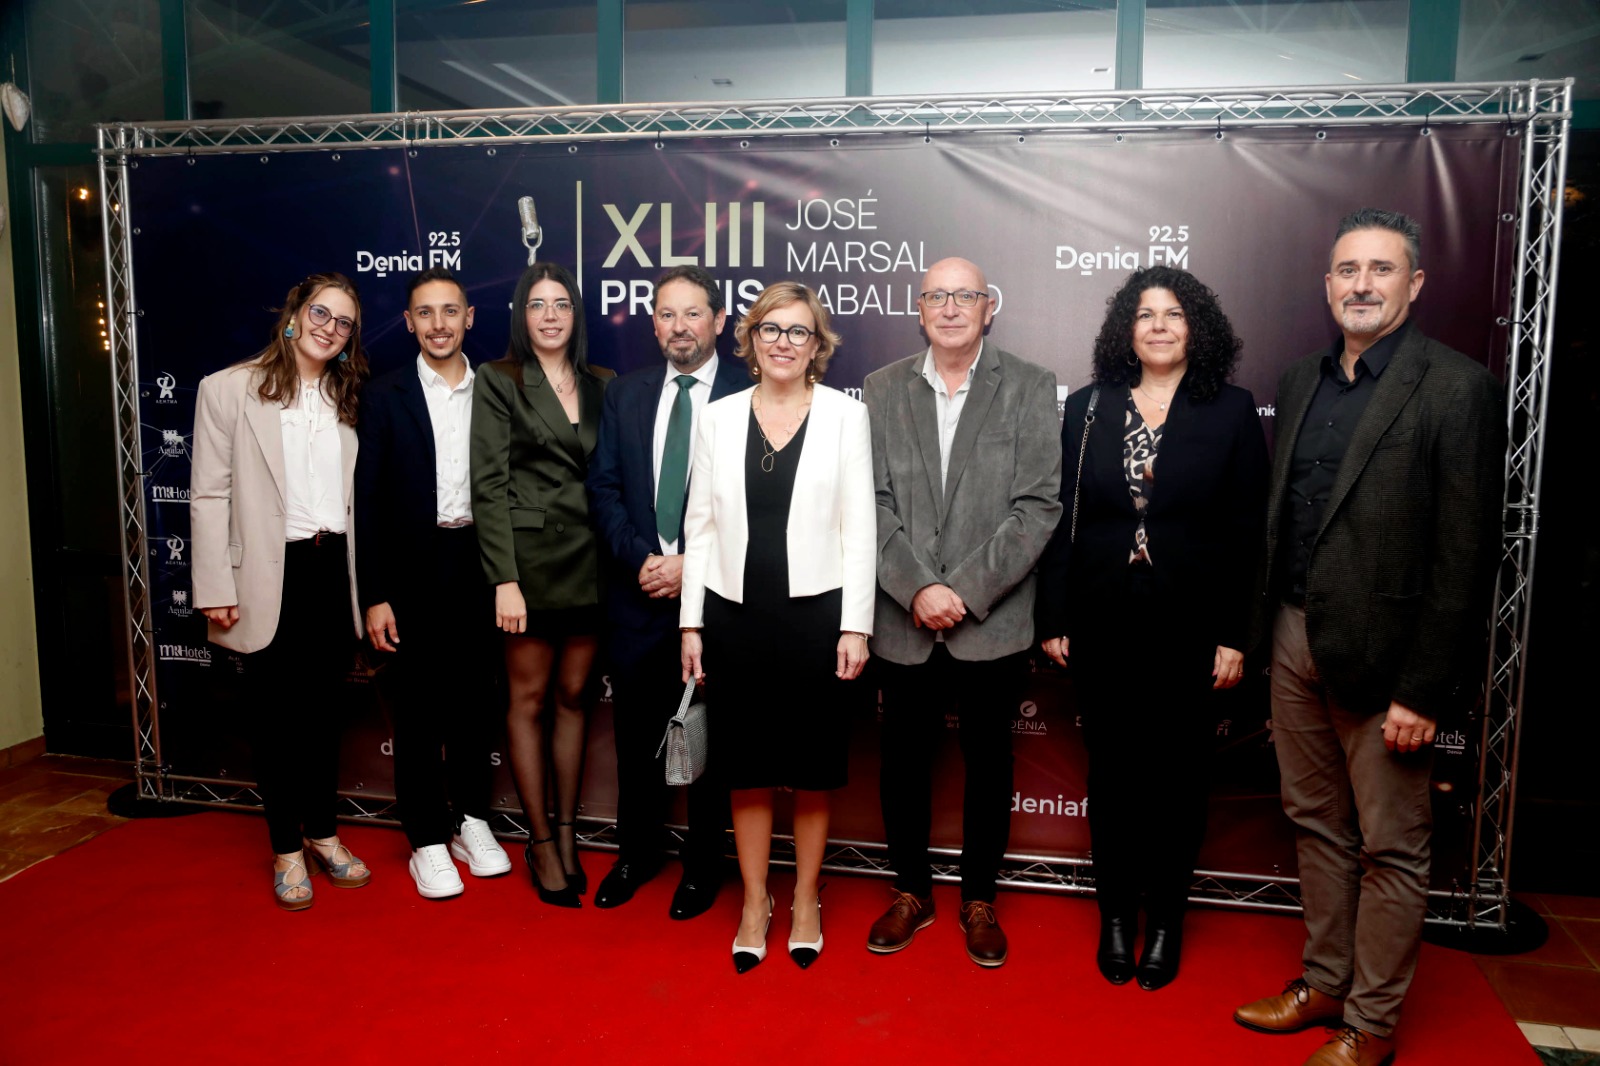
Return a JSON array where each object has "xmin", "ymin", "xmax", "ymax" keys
[
  {"xmin": 575, "ymin": 371, "xmax": 603, "ymax": 460},
  {"xmin": 520, "ymin": 359, "xmax": 582, "ymax": 468},
  {"xmin": 1268, "ymin": 355, "xmax": 1324, "ymax": 519},
  {"xmin": 339, "ymin": 419, "xmax": 358, "ymax": 504},
  {"xmin": 397, "ymin": 368, "xmax": 437, "ymax": 474},
  {"xmin": 1320, "ymin": 329, "xmax": 1428, "ymax": 535},
  {"xmin": 1142, "ymin": 385, "xmax": 1189, "ymax": 516},
  {"xmin": 940, "ymin": 346, "xmax": 1001, "ymax": 521},
  {"xmin": 243, "ymin": 386, "xmax": 288, "ymax": 506},
  {"xmin": 634, "ymin": 363, "xmax": 668, "ymax": 471},
  {"xmin": 905, "ymin": 356, "xmax": 946, "ymax": 517}
]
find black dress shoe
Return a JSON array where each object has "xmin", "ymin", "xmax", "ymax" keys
[
  {"xmin": 593, "ymin": 860, "xmax": 660, "ymax": 909},
  {"xmin": 1136, "ymin": 924, "xmax": 1183, "ymax": 991},
  {"xmin": 1096, "ymin": 915, "xmax": 1136, "ymax": 985},
  {"xmin": 669, "ymin": 872, "xmax": 721, "ymax": 920}
]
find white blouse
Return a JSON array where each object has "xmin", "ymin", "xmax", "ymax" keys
[{"xmin": 279, "ymin": 379, "xmax": 346, "ymax": 540}]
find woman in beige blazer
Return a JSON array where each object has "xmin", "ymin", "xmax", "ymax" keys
[
  {"xmin": 471, "ymin": 261, "xmax": 612, "ymax": 907},
  {"xmin": 679, "ymin": 281, "xmax": 874, "ymax": 973},
  {"xmin": 190, "ymin": 272, "xmax": 369, "ymax": 911}
]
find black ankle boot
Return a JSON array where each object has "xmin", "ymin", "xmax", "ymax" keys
[
  {"xmin": 1136, "ymin": 922, "xmax": 1183, "ymax": 991},
  {"xmin": 1096, "ymin": 914, "xmax": 1137, "ymax": 985}
]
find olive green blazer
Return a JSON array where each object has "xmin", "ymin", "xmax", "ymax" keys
[{"xmin": 471, "ymin": 356, "xmax": 614, "ymax": 610}]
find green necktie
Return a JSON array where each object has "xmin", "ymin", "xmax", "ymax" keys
[{"xmin": 656, "ymin": 375, "xmax": 696, "ymax": 542}]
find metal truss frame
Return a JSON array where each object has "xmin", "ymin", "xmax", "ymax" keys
[{"xmin": 99, "ymin": 81, "xmax": 1569, "ymax": 931}]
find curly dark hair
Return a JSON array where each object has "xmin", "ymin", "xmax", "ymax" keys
[{"xmin": 1090, "ymin": 266, "xmax": 1242, "ymax": 402}]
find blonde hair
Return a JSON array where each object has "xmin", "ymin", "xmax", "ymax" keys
[{"xmin": 732, "ymin": 281, "xmax": 842, "ymax": 382}]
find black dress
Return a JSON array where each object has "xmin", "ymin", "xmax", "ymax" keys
[{"xmin": 703, "ymin": 410, "xmax": 848, "ymax": 791}]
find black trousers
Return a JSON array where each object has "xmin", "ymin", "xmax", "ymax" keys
[
  {"xmin": 877, "ymin": 645, "xmax": 1029, "ymax": 903},
  {"xmin": 609, "ymin": 635, "xmax": 729, "ymax": 875},
  {"xmin": 246, "ymin": 534, "xmax": 357, "ymax": 856},
  {"xmin": 1073, "ymin": 568, "xmax": 1217, "ymax": 924},
  {"xmin": 383, "ymin": 525, "xmax": 499, "ymax": 850}
]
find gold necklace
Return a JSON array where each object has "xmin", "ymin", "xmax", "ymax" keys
[{"xmin": 751, "ymin": 386, "xmax": 812, "ymax": 473}]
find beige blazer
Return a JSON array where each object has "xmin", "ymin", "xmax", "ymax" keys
[
  {"xmin": 190, "ymin": 363, "xmax": 361, "ymax": 653},
  {"xmin": 679, "ymin": 383, "xmax": 875, "ymax": 634}
]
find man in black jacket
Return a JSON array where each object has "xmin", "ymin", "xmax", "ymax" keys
[
  {"xmin": 1234, "ymin": 210, "xmax": 1504, "ymax": 1066},
  {"xmin": 356, "ymin": 267, "xmax": 512, "ymax": 899}
]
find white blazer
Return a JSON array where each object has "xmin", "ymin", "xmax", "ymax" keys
[
  {"xmin": 190, "ymin": 363, "xmax": 361, "ymax": 654},
  {"xmin": 680, "ymin": 383, "xmax": 875, "ymax": 634}
]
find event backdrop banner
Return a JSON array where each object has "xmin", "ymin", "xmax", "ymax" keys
[{"xmin": 133, "ymin": 126, "xmax": 1511, "ymax": 883}]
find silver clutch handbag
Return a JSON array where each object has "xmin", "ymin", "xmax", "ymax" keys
[{"xmin": 656, "ymin": 678, "xmax": 709, "ymax": 785}]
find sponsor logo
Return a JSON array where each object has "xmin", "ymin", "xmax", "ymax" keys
[
  {"xmin": 1216, "ymin": 718, "xmax": 1232, "ymax": 737},
  {"xmin": 155, "ymin": 372, "xmax": 177, "ymax": 402},
  {"xmin": 1256, "ymin": 404, "xmax": 1276, "ymax": 418},
  {"xmin": 354, "ymin": 244, "xmax": 461, "ymax": 278},
  {"xmin": 1055, "ymin": 225, "xmax": 1192, "ymax": 277},
  {"xmin": 160, "ymin": 429, "xmax": 187, "ymax": 458},
  {"xmin": 1056, "ymin": 385, "xmax": 1071, "ymax": 419},
  {"xmin": 165, "ymin": 535, "xmax": 184, "ymax": 563},
  {"xmin": 1434, "ymin": 729, "xmax": 1467, "ymax": 756},
  {"xmin": 1011, "ymin": 792, "xmax": 1088, "ymax": 817},
  {"xmin": 151, "ymin": 484, "xmax": 190, "ymax": 505},
  {"xmin": 170, "ymin": 589, "xmax": 192, "ymax": 618},
  {"xmin": 158, "ymin": 642, "xmax": 211, "ymax": 664},
  {"xmin": 1013, "ymin": 699, "xmax": 1047, "ymax": 736}
]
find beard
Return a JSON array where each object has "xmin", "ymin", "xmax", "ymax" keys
[
  {"xmin": 1339, "ymin": 300, "xmax": 1384, "ymax": 335},
  {"xmin": 662, "ymin": 335, "xmax": 714, "ymax": 370}
]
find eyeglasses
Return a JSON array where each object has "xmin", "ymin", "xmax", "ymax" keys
[
  {"xmin": 918, "ymin": 289, "xmax": 989, "ymax": 309},
  {"xmin": 306, "ymin": 303, "xmax": 357, "ymax": 337},
  {"xmin": 527, "ymin": 299, "xmax": 575, "ymax": 318},
  {"xmin": 754, "ymin": 322, "xmax": 815, "ymax": 345}
]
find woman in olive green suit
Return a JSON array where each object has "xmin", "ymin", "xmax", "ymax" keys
[{"xmin": 472, "ymin": 261, "xmax": 613, "ymax": 907}]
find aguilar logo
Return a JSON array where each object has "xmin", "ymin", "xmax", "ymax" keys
[
  {"xmin": 158, "ymin": 642, "xmax": 211, "ymax": 665},
  {"xmin": 170, "ymin": 589, "xmax": 192, "ymax": 618},
  {"xmin": 154, "ymin": 372, "xmax": 177, "ymax": 403},
  {"xmin": 160, "ymin": 429, "xmax": 187, "ymax": 458}
]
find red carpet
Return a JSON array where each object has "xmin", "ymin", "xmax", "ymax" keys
[{"xmin": 0, "ymin": 813, "xmax": 1535, "ymax": 1065}]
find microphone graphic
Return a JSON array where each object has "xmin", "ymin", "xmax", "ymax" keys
[{"xmin": 517, "ymin": 196, "xmax": 542, "ymax": 264}]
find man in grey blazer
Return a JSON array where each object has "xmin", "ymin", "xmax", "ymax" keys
[
  {"xmin": 862, "ymin": 257, "xmax": 1062, "ymax": 968},
  {"xmin": 1235, "ymin": 210, "xmax": 1504, "ymax": 1066}
]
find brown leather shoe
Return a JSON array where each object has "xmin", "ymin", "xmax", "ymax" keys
[
  {"xmin": 1235, "ymin": 978, "xmax": 1347, "ymax": 1033},
  {"xmin": 958, "ymin": 900, "xmax": 1007, "ymax": 968},
  {"xmin": 866, "ymin": 890, "xmax": 935, "ymax": 954},
  {"xmin": 1302, "ymin": 1025, "xmax": 1395, "ymax": 1066}
]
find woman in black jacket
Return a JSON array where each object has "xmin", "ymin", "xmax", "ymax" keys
[{"xmin": 1037, "ymin": 265, "xmax": 1268, "ymax": 991}]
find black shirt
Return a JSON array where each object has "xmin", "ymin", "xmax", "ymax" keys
[{"xmin": 1282, "ymin": 320, "xmax": 1410, "ymax": 602}]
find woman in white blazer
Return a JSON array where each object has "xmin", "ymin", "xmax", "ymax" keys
[
  {"xmin": 190, "ymin": 272, "xmax": 369, "ymax": 911},
  {"xmin": 680, "ymin": 281, "xmax": 874, "ymax": 973}
]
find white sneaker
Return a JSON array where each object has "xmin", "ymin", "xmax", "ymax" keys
[
  {"xmin": 450, "ymin": 815, "xmax": 513, "ymax": 877},
  {"xmin": 409, "ymin": 843, "xmax": 464, "ymax": 899}
]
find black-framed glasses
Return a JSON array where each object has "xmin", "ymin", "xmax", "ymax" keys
[
  {"xmin": 918, "ymin": 289, "xmax": 989, "ymax": 308},
  {"xmin": 754, "ymin": 322, "xmax": 815, "ymax": 345},
  {"xmin": 306, "ymin": 303, "xmax": 357, "ymax": 337},
  {"xmin": 526, "ymin": 298, "xmax": 575, "ymax": 317}
]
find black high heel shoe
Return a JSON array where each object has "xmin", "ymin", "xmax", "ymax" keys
[
  {"xmin": 1096, "ymin": 914, "xmax": 1137, "ymax": 985},
  {"xmin": 525, "ymin": 837, "xmax": 581, "ymax": 908},
  {"xmin": 1136, "ymin": 923, "xmax": 1183, "ymax": 991},
  {"xmin": 555, "ymin": 820, "xmax": 587, "ymax": 895}
]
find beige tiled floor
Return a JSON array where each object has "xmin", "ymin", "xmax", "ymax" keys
[{"xmin": 1, "ymin": 752, "xmax": 1596, "ymax": 1058}]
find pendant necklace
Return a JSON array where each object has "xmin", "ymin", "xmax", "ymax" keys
[{"xmin": 751, "ymin": 386, "xmax": 811, "ymax": 473}]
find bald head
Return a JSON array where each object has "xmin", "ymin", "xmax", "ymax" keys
[{"xmin": 918, "ymin": 257, "xmax": 994, "ymax": 365}]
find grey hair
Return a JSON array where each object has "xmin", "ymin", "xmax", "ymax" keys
[{"xmin": 1331, "ymin": 208, "xmax": 1422, "ymax": 272}]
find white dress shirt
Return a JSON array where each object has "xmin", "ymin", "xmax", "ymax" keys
[
  {"xmin": 652, "ymin": 353, "xmax": 722, "ymax": 554},
  {"xmin": 921, "ymin": 341, "xmax": 984, "ymax": 488},
  {"xmin": 280, "ymin": 378, "xmax": 346, "ymax": 540},
  {"xmin": 416, "ymin": 353, "xmax": 475, "ymax": 527}
]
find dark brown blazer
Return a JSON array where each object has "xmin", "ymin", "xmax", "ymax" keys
[
  {"xmin": 1254, "ymin": 326, "xmax": 1505, "ymax": 722},
  {"xmin": 471, "ymin": 356, "xmax": 614, "ymax": 611}
]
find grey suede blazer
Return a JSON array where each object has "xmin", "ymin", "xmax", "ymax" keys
[
  {"xmin": 864, "ymin": 344, "xmax": 1063, "ymax": 665},
  {"xmin": 1254, "ymin": 325, "xmax": 1505, "ymax": 723}
]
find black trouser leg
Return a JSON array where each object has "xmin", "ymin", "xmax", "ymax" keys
[
  {"xmin": 951, "ymin": 650, "xmax": 1026, "ymax": 904},
  {"xmin": 877, "ymin": 655, "xmax": 944, "ymax": 898}
]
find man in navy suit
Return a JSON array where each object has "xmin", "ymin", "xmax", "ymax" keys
[
  {"xmin": 356, "ymin": 267, "xmax": 513, "ymax": 899},
  {"xmin": 587, "ymin": 265, "xmax": 745, "ymax": 918}
]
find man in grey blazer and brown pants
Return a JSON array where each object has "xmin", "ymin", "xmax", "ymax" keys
[
  {"xmin": 862, "ymin": 257, "xmax": 1062, "ymax": 968},
  {"xmin": 1235, "ymin": 210, "xmax": 1504, "ymax": 1066}
]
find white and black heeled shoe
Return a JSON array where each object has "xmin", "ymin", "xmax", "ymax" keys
[
  {"xmin": 788, "ymin": 896, "xmax": 824, "ymax": 969},
  {"xmin": 732, "ymin": 895, "xmax": 774, "ymax": 974}
]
